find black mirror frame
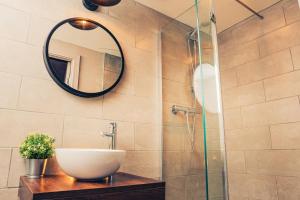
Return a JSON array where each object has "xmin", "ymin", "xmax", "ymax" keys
[{"xmin": 43, "ymin": 17, "xmax": 125, "ymax": 98}]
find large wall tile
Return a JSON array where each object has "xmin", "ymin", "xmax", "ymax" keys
[
  {"xmin": 0, "ymin": 39, "xmax": 48, "ymax": 79},
  {"xmin": 18, "ymin": 77, "xmax": 65, "ymax": 114},
  {"xmin": 226, "ymin": 126, "xmax": 271, "ymax": 150},
  {"xmin": 282, "ymin": 0, "xmax": 300, "ymax": 24},
  {"xmin": 116, "ymin": 121, "xmax": 135, "ymax": 151},
  {"xmin": 236, "ymin": 49, "xmax": 293, "ymax": 85},
  {"xmin": 258, "ymin": 22, "xmax": 300, "ymax": 56},
  {"xmin": 163, "ymin": 126, "xmax": 185, "ymax": 151},
  {"xmin": 245, "ymin": 150, "xmax": 300, "ymax": 177},
  {"xmin": 223, "ymin": 82, "xmax": 265, "ymax": 109},
  {"xmin": 122, "ymin": 151, "xmax": 161, "ymax": 178},
  {"xmin": 162, "ymin": 56, "xmax": 191, "ymax": 84},
  {"xmin": 241, "ymin": 97, "xmax": 300, "ymax": 127},
  {"xmin": 220, "ymin": 68, "xmax": 237, "ymax": 90},
  {"xmin": 264, "ymin": 71, "xmax": 300, "ymax": 100},
  {"xmin": 226, "ymin": 151, "xmax": 245, "ymax": 173},
  {"xmin": 27, "ymin": 16, "xmax": 56, "ymax": 47},
  {"xmin": 223, "ymin": 108, "xmax": 242, "ymax": 130},
  {"xmin": 0, "ymin": 5, "xmax": 30, "ymax": 42},
  {"xmin": 0, "ymin": 72, "xmax": 21, "ymax": 109},
  {"xmin": 0, "ymin": 109, "xmax": 63, "ymax": 147},
  {"xmin": 260, "ymin": 4, "xmax": 286, "ymax": 33},
  {"xmin": 102, "ymin": 93, "xmax": 135, "ymax": 122},
  {"xmin": 165, "ymin": 176, "xmax": 186, "ymax": 200},
  {"xmin": 228, "ymin": 173, "xmax": 278, "ymax": 200},
  {"xmin": 271, "ymin": 122, "xmax": 300, "ymax": 149},
  {"xmin": 62, "ymin": 116, "xmax": 110, "ymax": 149},
  {"xmin": 162, "ymin": 79, "xmax": 193, "ymax": 106},
  {"xmin": 135, "ymin": 123, "xmax": 161, "ymax": 151},
  {"xmin": 0, "ymin": 149, "xmax": 11, "ymax": 188},
  {"xmin": 219, "ymin": 41, "xmax": 259, "ymax": 70},
  {"xmin": 277, "ymin": 176, "xmax": 300, "ymax": 200},
  {"xmin": 0, "ymin": 188, "xmax": 18, "ymax": 200}
]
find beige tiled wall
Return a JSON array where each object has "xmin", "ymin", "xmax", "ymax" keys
[
  {"xmin": 218, "ymin": 0, "xmax": 300, "ymax": 199},
  {"xmin": 0, "ymin": 0, "xmax": 170, "ymax": 198}
]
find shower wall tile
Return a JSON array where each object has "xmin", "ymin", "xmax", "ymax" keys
[
  {"xmin": 222, "ymin": 81, "xmax": 265, "ymax": 109},
  {"xmin": 223, "ymin": 108, "xmax": 242, "ymax": 130},
  {"xmin": 163, "ymin": 151, "xmax": 189, "ymax": 177},
  {"xmin": 236, "ymin": 49, "xmax": 293, "ymax": 85},
  {"xmin": 231, "ymin": 17, "xmax": 262, "ymax": 45},
  {"xmin": 241, "ymin": 97, "xmax": 300, "ymax": 127},
  {"xmin": 162, "ymin": 56, "xmax": 191, "ymax": 84},
  {"xmin": 277, "ymin": 176, "xmax": 300, "ymax": 200},
  {"xmin": 258, "ymin": 21, "xmax": 300, "ymax": 56},
  {"xmin": 165, "ymin": 176, "xmax": 186, "ymax": 200},
  {"xmin": 245, "ymin": 150, "xmax": 300, "ymax": 177},
  {"xmin": 282, "ymin": 0, "xmax": 300, "ymax": 25},
  {"xmin": 219, "ymin": 41, "xmax": 260, "ymax": 71},
  {"xmin": 162, "ymin": 79, "xmax": 193, "ymax": 107},
  {"xmin": 185, "ymin": 175, "xmax": 206, "ymax": 199},
  {"xmin": 163, "ymin": 126, "xmax": 185, "ymax": 151},
  {"xmin": 220, "ymin": 69, "xmax": 238, "ymax": 90},
  {"xmin": 260, "ymin": 4, "xmax": 286, "ymax": 33},
  {"xmin": 270, "ymin": 122, "xmax": 300, "ymax": 149},
  {"xmin": 0, "ymin": 148, "xmax": 11, "ymax": 188},
  {"xmin": 291, "ymin": 45, "xmax": 300, "ymax": 69},
  {"xmin": 225, "ymin": 126, "xmax": 271, "ymax": 150},
  {"xmin": 228, "ymin": 173, "xmax": 278, "ymax": 200},
  {"xmin": 226, "ymin": 151, "xmax": 246, "ymax": 173},
  {"xmin": 264, "ymin": 71, "xmax": 300, "ymax": 100}
]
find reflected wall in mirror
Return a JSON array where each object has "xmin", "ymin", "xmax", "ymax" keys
[{"xmin": 43, "ymin": 18, "xmax": 124, "ymax": 98}]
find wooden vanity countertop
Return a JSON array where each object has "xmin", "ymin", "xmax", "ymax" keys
[{"xmin": 19, "ymin": 172, "xmax": 165, "ymax": 200}]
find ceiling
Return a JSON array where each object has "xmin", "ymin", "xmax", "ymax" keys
[{"xmin": 135, "ymin": 0, "xmax": 282, "ymax": 33}]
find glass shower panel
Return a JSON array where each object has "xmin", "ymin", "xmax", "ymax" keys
[
  {"xmin": 161, "ymin": 0, "xmax": 228, "ymax": 200},
  {"xmin": 194, "ymin": 0, "xmax": 228, "ymax": 199}
]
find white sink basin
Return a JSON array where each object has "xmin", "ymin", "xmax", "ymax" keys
[{"xmin": 55, "ymin": 148, "xmax": 126, "ymax": 180}]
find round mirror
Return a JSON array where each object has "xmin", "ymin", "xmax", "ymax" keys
[{"xmin": 43, "ymin": 18, "xmax": 124, "ymax": 98}]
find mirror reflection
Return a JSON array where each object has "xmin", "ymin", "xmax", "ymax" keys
[{"xmin": 45, "ymin": 18, "xmax": 124, "ymax": 96}]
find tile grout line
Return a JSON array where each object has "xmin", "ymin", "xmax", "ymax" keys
[{"xmin": 6, "ymin": 148, "xmax": 13, "ymax": 188}]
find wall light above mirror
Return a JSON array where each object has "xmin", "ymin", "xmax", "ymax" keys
[
  {"xmin": 83, "ymin": 0, "xmax": 121, "ymax": 11},
  {"xmin": 43, "ymin": 18, "xmax": 125, "ymax": 98}
]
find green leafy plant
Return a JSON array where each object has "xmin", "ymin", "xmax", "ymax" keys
[{"xmin": 19, "ymin": 133, "xmax": 55, "ymax": 159}]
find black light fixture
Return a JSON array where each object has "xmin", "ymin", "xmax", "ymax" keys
[
  {"xmin": 83, "ymin": 0, "xmax": 121, "ymax": 11},
  {"xmin": 69, "ymin": 19, "xmax": 98, "ymax": 30}
]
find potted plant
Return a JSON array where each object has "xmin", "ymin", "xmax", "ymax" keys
[{"xmin": 20, "ymin": 133, "xmax": 55, "ymax": 178}]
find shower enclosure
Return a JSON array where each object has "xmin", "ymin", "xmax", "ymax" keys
[{"xmin": 161, "ymin": 0, "xmax": 228, "ymax": 199}]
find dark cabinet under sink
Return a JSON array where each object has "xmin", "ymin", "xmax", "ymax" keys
[{"xmin": 18, "ymin": 173, "xmax": 165, "ymax": 200}]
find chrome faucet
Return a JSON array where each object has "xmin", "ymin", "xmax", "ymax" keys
[{"xmin": 101, "ymin": 122, "xmax": 117, "ymax": 150}]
